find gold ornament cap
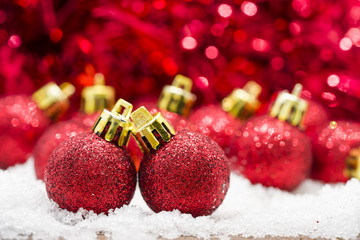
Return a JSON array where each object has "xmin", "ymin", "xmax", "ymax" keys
[
  {"xmin": 92, "ymin": 99, "xmax": 134, "ymax": 147},
  {"xmin": 32, "ymin": 82, "xmax": 75, "ymax": 121},
  {"xmin": 269, "ymin": 83, "xmax": 308, "ymax": 129},
  {"xmin": 344, "ymin": 147, "xmax": 360, "ymax": 180},
  {"xmin": 221, "ymin": 81, "xmax": 262, "ymax": 120},
  {"xmin": 80, "ymin": 73, "xmax": 115, "ymax": 114},
  {"xmin": 158, "ymin": 74, "xmax": 196, "ymax": 117},
  {"xmin": 130, "ymin": 106, "xmax": 176, "ymax": 154}
]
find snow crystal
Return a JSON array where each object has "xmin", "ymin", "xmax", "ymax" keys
[{"xmin": 0, "ymin": 159, "xmax": 359, "ymax": 240}]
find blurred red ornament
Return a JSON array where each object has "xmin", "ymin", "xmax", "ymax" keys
[
  {"xmin": 189, "ymin": 104, "xmax": 241, "ymax": 156},
  {"xmin": 189, "ymin": 81, "xmax": 261, "ymax": 157},
  {"xmin": 45, "ymin": 99, "xmax": 136, "ymax": 213},
  {"xmin": 303, "ymin": 98, "xmax": 330, "ymax": 137},
  {"xmin": 0, "ymin": 82, "xmax": 74, "ymax": 169},
  {"xmin": 131, "ymin": 107, "xmax": 229, "ymax": 217},
  {"xmin": 311, "ymin": 120, "xmax": 360, "ymax": 183},
  {"xmin": 231, "ymin": 84, "xmax": 312, "ymax": 191},
  {"xmin": 0, "ymin": 95, "xmax": 49, "ymax": 168},
  {"xmin": 231, "ymin": 115, "xmax": 312, "ymax": 191}
]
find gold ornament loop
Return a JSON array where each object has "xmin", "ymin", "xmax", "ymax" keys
[
  {"xmin": 81, "ymin": 73, "xmax": 115, "ymax": 114},
  {"xmin": 92, "ymin": 99, "xmax": 134, "ymax": 147},
  {"xmin": 344, "ymin": 147, "xmax": 360, "ymax": 180},
  {"xmin": 158, "ymin": 74, "xmax": 196, "ymax": 117},
  {"xmin": 131, "ymin": 106, "xmax": 176, "ymax": 154},
  {"xmin": 269, "ymin": 83, "xmax": 308, "ymax": 129},
  {"xmin": 222, "ymin": 81, "xmax": 262, "ymax": 120},
  {"xmin": 32, "ymin": 82, "xmax": 75, "ymax": 121}
]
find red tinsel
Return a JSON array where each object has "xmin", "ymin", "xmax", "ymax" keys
[{"xmin": 1, "ymin": 0, "xmax": 360, "ymax": 119}]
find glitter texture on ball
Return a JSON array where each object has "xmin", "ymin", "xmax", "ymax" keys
[
  {"xmin": 231, "ymin": 115, "xmax": 312, "ymax": 191},
  {"xmin": 0, "ymin": 95, "xmax": 50, "ymax": 169},
  {"xmin": 45, "ymin": 132, "xmax": 136, "ymax": 214},
  {"xmin": 139, "ymin": 130, "xmax": 230, "ymax": 217}
]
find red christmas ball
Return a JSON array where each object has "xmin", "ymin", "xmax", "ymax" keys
[
  {"xmin": 139, "ymin": 130, "xmax": 230, "ymax": 217},
  {"xmin": 33, "ymin": 121, "xmax": 89, "ymax": 180},
  {"xmin": 45, "ymin": 132, "xmax": 136, "ymax": 214},
  {"xmin": 303, "ymin": 99, "xmax": 330, "ymax": 137},
  {"xmin": 231, "ymin": 115, "xmax": 312, "ymax": 191},
  {"xmin": 188, "ymin": 105, "xmax": 242, "ymax": 156},
  {"xmin": 0, "ymin": 95, "xmax": 50, "ymax": 168},
  {"xmin": 311, "ymin": 121, "xmax": 360, "ymax": 183}
]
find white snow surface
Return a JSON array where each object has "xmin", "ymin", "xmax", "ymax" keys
[{"xmin": 0, "ymin": 159, "xmax": 359, "ymax": 240}]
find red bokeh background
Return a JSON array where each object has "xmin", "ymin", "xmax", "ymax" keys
[{"xmin": 1, "ymin": 0, "xmax": 360, "ymax": 119}]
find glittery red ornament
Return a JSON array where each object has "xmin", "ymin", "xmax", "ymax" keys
[
  {"xmin": 139, "ymin": 130, "xmax": 229, "ymax": 217},
  {"xmin": 33, "ymin": 121, "xmax": 89, "ymax": 180},
  {"xmin": 231, "ymin": 115, "xmax": 312, "ymax": 191},
  {"xmin": 311, "ymin": 121, "xmax": 360, "ymax": 183},
  {"xmin": 0, "ymin": 95, "xmax": 50, "ymax": 169},
  {"xmin": 131, "ymin": 107, "xmax": 230, "ymax": 217},
  {"xmin": 45, "ymin": 133, "xmax": 136, "ymax": 214},
  {"xmin": 189, "ymin": 105, "xmax": 242, "ymax": 156},
  {"xmin": 45, "ymin": 99, "xmax": 136, "ymax": 214}
]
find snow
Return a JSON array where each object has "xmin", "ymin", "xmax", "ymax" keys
[{"xmin": 0, "ymin": 159, "xmax": 359, "ymax": 240}]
